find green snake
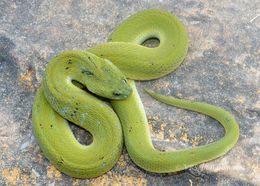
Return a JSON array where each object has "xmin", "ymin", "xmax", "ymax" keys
[{"xmin": 32, "ymin": 9, "xmax": 239, "ymax": 178}]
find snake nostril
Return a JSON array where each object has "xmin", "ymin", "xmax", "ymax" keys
[{"xmin": 113, "ymin": 92, "xmax": 121, "ymax": 96}]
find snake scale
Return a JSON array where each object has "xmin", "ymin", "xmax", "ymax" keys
[{"xmin": 32, "ymin": 9, "xmax": 239, "ymax": 178}]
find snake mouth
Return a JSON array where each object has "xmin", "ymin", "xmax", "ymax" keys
[
  {"xmin": 71, "ymin": 80, "xmax": 111, "ymax": 102},
  {"xmin": 71, "ymin": 79, "xmax": 132, "ymax": 100}
]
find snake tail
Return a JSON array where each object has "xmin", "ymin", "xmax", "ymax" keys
[{"xmin": 112, "ymin": 82, "xmax": 239, "ymax": 173}]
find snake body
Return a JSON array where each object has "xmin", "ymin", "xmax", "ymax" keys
[{"xmin": 32, "ymin": 10, "xmax": 239, "ymax": 178}]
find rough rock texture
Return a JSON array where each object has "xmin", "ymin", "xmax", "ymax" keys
[{"xmin": 0, "ymin": 0, "xmax": 259, "ymax": 185}]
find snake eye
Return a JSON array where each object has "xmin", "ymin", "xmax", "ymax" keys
[
  {"xmin": 81, "ymin": 70, "xmax": 94, "ymax": 76},
  {"xmin": 122, "ymin": 79, "xmax": 127, "ymax": 84}
]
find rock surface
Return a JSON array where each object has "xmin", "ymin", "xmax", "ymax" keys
[{"xmin": 0, "ymin": 0, "xmax": 259, "ymax": 185}]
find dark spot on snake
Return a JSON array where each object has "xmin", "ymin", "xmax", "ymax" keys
[
  {"xmin": 70, "ymin": 114, "xmax": 74, "ymax": 117},
  {"xmin": 81, "ymin": 70, "xmax": 94, "ymax": 76},
  {"xmin": 75, "ymin": 107, "xmax": 79, "ymax": 110},
  {"xmin": 50, "ymin": 125, "xmax": 53, "ymax": 128},
  {"xmin": 67, "ymin": 59, "xmax": 72, "ymax": 64},
  {"xmin": 113, "ymin": 92, "xmax": 121, "ymax": 96},
  {"xmin": 100, "ymin": 156, "xmax": 104, "ymax": 160},
  {"xmin": 76, "ymin": 103, "xmax": 79, "ymax": 105},
  {"xmin": 65, "ymin": 67, "xmax": 69, "ymax": 70},
  {"xmin": 39, "ymin": 123, "xmax": 42, "ymax": 127},
  {"xmin": 73, "ymin": 111, "xmax": 76, "ymax": 114},
  {"xmin": 58, "ymin": 157, "xmax": 64, "ymax": 166},
  {"xmin": 100, "ymin": 54, "xmax": 104, "ymax": 57}
]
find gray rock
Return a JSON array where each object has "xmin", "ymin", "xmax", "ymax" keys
[{"xmin": 0, "ymin": 0, "xmax": 259, "ymax": 185}]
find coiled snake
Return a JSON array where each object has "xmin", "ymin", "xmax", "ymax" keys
[{"xmin": 32, "ymin": 9, "xmax": 239, "ymax": 178}]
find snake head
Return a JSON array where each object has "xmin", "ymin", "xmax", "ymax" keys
[{"xmin": 78, "ymin": 52, "xmax": 132, "ymax": 100}]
